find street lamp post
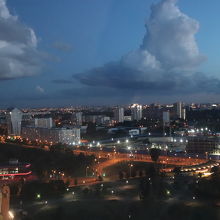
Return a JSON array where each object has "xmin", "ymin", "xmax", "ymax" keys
[
  {"xmin": 129, "ymin": 164, "xmax": 133, "ymax": 177},
  {"xmin": 205, "ymin": 152, "xmax": 208, "ymax": 161},
  {"xmin": 86, "ymin": 166, "xmax": 89, "ymax": 177}
]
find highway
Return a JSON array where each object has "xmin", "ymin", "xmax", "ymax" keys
[
  {"xmin": 73, "ymin": 149, "xmax": 207, "ymax": 166},
  {"xmin": 69, "ymin": 149, "xmax": 209, "ymax": 186}
]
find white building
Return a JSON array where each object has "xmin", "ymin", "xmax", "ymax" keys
[
  {"xmin": 72, "ymin": 112, "xmax": 83, "ymax": 126},
  {"xmin": 75, "ymin": 112, "xmax": 83, "ymax": 126},
  {"xmin": 35, "ymin": 117, "xmax": 53, "ymax": 129},
  {"xmin": 21, "ymin": 127, "xmax": 80, "ymax": 145},
  {"xmin": 58, "ymin": 128, "xmax": 81, "ymax": 145},
  {"xmin": 124, "ymin": 116, "xmax": 132, "ymax": 121},
  {"xmin": 131, "ymin": 104, "xmax": 142, "ymax": 121},
  {"xmin": 181, "ymin": 108, "xmax": 186, "ymax": 120},
  {"xmin": 7, "ymin": 108, "xmax": 23, "ymax": 136},
  {"xmin": 114, "ymin": 107, "xmax": 124, "ymax": 123},
  {"xmin": 163, "ymin": 111, "xmax": 170, "ymax": 124},
  {"xmin": 129, "ymin": 129, "xmax": 140, "ymax": 136},
  {"xmin": 174, "ymin": 102, "xmax": 186, "ymax": 120}
]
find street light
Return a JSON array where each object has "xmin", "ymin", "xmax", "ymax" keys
[{"xmin": 8, "ymin": 211, "xmax": 14, "ymax": 219}]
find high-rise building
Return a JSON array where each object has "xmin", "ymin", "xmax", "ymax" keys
[
  {"xmin": 7, "ymin": 108, "xmax": 23, "ymax": 136},
  {"xmin": 75, "ymin": 112, "xmax": 83, "ymax": 126},
  {"xmin": 22, "ymin": 127, "xmax": 80, "ymax": 145},
  {"xmin": 163, "ymin": 111, "xmax": 170, "ymax": 124},
  {"xmin": 131, "ymin": 104, "xmax": 142, "ymax": 121},
  {"xmin": 181, "ymin": 108, "xmax": 186, "ymax": 120},
  {"xmin": 35, "ymin": 117, "xmax": 53, "ymax": 129},
  {"xmin": 114, "ymin": 107, "xmax": 124, "ymax": 123},
  {"xmin": 174, "ymin": 102, "xmax": 186, "ymax": 120},
  {"xmin": 71, "ymin": 112, "xmax": 83, "ymax": 126}
]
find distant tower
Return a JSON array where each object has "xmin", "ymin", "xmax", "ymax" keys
[
  {"xmin": 7, "ymin": 108, "xmax": 23, "ymax": 136},
  {"xmin": 174, "ymin": 102, "xmax": 186, "ymax": 120},
  {"xmin": 163, "ymin": 111, "xmax": 170, "ymax": 136},
  {"xmin": 114, "ymin": 107, "xmax": 124, "ymax": 123},
  {"xmin": 181, "ymin": 108, "xmax": 186, "ymax": 120},
  {"xmin": 71, "ymin": 112, "xmax": 83, "ymax": 126},
  {"xmin": 163, "ymin": 111, "xmax": 170, "ymax": 124},
  {"xmin": 131, "ymin": 104, "xmax": 142, "ymax": 121},
  {"xmin": 75, "ymin": 112, "xmax": 83, "ymax": 126}
]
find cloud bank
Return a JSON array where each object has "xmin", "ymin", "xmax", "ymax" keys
[
  {"xmin": 75, "ymin": 0, "xmax": 219, "ymax": 95},
  {"xmin": 0, "ymin": 0, "xmax": 42, "ymax": 80}
]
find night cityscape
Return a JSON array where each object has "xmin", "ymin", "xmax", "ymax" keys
[{"xmin": 1, "ymin": 0, "xmax": 220, "ymax": 219}]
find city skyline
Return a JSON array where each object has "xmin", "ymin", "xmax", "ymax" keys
[{"xmin": 1, "ymin": 0, "xmax": 220, "ymax": 107}]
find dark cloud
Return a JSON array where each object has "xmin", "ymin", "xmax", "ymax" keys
[
  {"xmin": 75, "ymin": 62, "xmax": 220, "ymax": 95},
  {"xmin": 52, "ymin": 79, "xmax": 73, "ymax": 84}
]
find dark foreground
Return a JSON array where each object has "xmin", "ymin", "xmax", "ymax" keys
[{"xmin": 12, "ymin": 178, "xmax": 220, "ymax": 220}]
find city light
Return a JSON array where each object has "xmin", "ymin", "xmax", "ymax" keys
[
  {"xmin": 36, "ymin": 194, "xmax": 41, "ymax": 199},
  {"xmin": 8, "ymin": 210, "xmax": 14, "ymax": 219}
]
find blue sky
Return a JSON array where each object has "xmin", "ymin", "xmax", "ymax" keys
[{"xmin": 0, "ymin": 0, "xmax": 220, "ymax": 108}]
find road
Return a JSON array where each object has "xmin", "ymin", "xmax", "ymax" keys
[
  {"xmin": 73, "ymin": 149, "xmax": 207, "ymax": 166},
  {"xmin": 68, "ymin": 149, "xmax": 209, "ymax": 186}
]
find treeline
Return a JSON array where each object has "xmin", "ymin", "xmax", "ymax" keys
[{"xmin": 0, "ymin": 143, "xmax": 95, "ymax": 178}]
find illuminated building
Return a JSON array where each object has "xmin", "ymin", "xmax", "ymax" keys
[
  {"xmin": 131, "ymin": 104, "xmax": 142, "ymax": 121},
  {"xmin": 83, "ymin": 114, "xmax": 110, "ymax": 125},
  {"xmin": 7, "ymin": 108, "xmax": 23, "ymax": 136},
  {"xmin": 22, "ymin": 127, "xmax": 80, "ymax": 145},
  {"xmin": 174, "ymin": 102, "xmax": 186, "ymax": 120},
  {"xmin": 163, "ymin": 111, "xmax": 170, "ymax": 124},
  {"xmin": 0, "ymin": 159, "xmax": 31, "ymax": 180},
  {"xmin": 35, "ymin": 117, "xmax": 53, "ymax": 129},
  {"xmin": 75, "ymin": 112, "xmax": 83, "ymax": 126},
  {"xmin": 71, "ymin": 112, "xmax": 83, "ymax": 126},
  {"xmin": 187, "ymin": 136, "xmax": 220, "ymax": 155},
  {"xmin": 114, "ymin": 107, "xmax": 124, "ymax": 123}
]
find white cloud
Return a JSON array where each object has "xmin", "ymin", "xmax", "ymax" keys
[
  {"xmin": 0, "ymin": 0, "xmax": 42, "ymax": 80},
  {"xmin": 122, "ymin": 0, "xmax": 205, "ymax": 75},
  {"xmin": 77, "ymin": 0, "xmax": 209, "ymax": 93},
  {"xmin": 36, "ymin": 85, "xmax": 45, "ymax": 93}
]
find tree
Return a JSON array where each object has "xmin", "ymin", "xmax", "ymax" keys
[
  {"xmin": 211, "ymin": 166, "xmax": 220, "ymax": 174},
  {"xmin": 74, "ymin": 178, "xmax": 78, "ymax": 186},
  {"xmin": 139, "ymin": 170, "xmax": 143, "ymax": 177},
  {"xmin": 86, "ymin": 122, "xmax": 96, "ymax": 135},
  {"xmin": 145, "ymin": 165, "xmax": 156, "ymax": 178},
  {"xmin": 119, "ymin": 171, "xmax": 124, "ymax": 180},
  {"xmin": 149, "ymin": 148, "xmax": 161, "ymax": 163},
  {"xmin": 173, "ymin": 167, "xmax": 181, "ymax": 176}
]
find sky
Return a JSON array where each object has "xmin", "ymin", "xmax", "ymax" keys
[{"xmin": 0, "ymin": 0, "xmax": 220, "ymax": 108}]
